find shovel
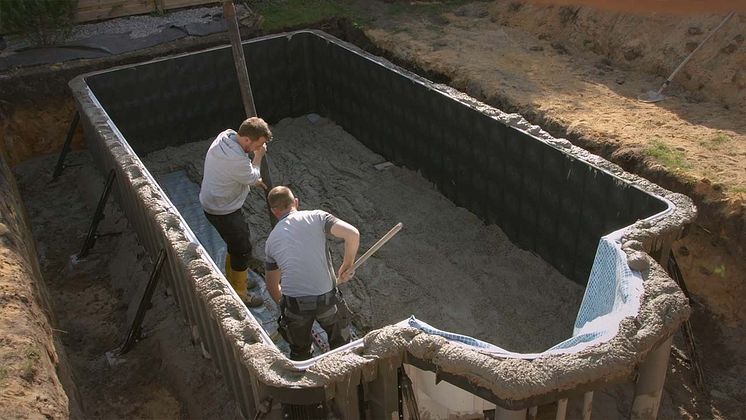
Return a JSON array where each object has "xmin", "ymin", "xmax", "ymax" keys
[
  {"xmin": 344, "ymin": 222, "xmax": 403, "ymax": 279},
  {"xmin": 334, "ymin": 222, "xmax": 403, "ymax": 331},
  {"xmin": 638, "ymin": 11, "xmax": 734, "ymax": 103}
]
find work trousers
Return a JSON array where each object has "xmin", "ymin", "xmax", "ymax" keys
[
  {"xmin": 204, "ymin": 209, "xmax": 252, "ymax": 271},
  {"xmin": 278, "ymin": 290, "xmax": 351, "ymax": 361}
]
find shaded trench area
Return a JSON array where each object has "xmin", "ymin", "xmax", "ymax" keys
[
  {"xmin": 143, "ymin": 115, "xmax": 584, "ymax": 354},
  {"xmin": 13, "ymin": 152, "xmax": 235, "ymax": 419}
]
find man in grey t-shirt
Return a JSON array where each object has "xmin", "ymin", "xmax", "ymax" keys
[{"xmin": 264, "ymin": 186, "xmax": 360, "ymax": 360}]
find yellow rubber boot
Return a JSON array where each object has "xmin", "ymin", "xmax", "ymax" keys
[
  {"xmin": 225, "ymin": 254, "xmax": 263, "ymax": 308},
  {"xmin": 225, "ymin": 254, "xmax": 258, "ymax": 288}
]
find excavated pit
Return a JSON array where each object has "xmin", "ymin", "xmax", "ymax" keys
[{"xmin": 67, "ymin": 29, "xmax": 695, "ymax": 415}]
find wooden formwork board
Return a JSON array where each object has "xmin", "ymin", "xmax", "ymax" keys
[{"xmin": 74, "ymin": 0, "xmax": 219, "ymax": 23}]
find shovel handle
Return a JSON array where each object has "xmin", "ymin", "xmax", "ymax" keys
[
  {"xmin": 658, "ymin": 11, "xmax": 735, "ymax": 94},
  {"xmin": 352, "ymin": 222, "xmax": 403, "ymax": 271}
]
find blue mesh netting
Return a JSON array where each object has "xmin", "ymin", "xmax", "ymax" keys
[{"xmin": 408, "ymin": 236, "xmax": 643, "ymax": 359}]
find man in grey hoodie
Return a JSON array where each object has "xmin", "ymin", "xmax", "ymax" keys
[{"xmin": 199, "ymin": 117, "xmax": 271, "ymax": 307}]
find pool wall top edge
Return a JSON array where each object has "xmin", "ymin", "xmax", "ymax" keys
[{"xmin": 68, "ymin": 29, "xmax": 694, "ymax": 408}]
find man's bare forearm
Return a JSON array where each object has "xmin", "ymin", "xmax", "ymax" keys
[
  {"xmin": 331, "ymin": 220, "xmax": 359, "ymax": 265},
  {"xmin": 266, "ymin": 269, "xmax": 282, "ymax": 304}
]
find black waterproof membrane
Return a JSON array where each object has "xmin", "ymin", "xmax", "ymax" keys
[{"xmin": 83, "ymin": 30, "xmax": 667, "ymax": 285}]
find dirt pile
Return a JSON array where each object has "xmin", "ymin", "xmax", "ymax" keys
[
  {"xmin": 0, "ymin": 155, "xmax": 75, "ymax": 419},
  {"xmin": 489, "ymin": 4, "xmax": 745, "ymax": 111}
]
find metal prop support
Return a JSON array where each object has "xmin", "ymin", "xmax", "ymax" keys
[
  {"xmin": 77, "ymin": 169, "xmax": 115, "ymax": 259},
  {"xmin": 116, "ymin": 249, "xmax": 167, "ymax": 354},
  {"xmin": 52, "ymin": 111, "xmax": 80, "ymax": 180}
]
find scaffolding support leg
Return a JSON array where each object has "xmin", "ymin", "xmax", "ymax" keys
[{"xmin": 630, "ymin": 337, "xmax": 673, "ymax": 420}]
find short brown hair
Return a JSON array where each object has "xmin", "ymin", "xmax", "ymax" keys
[
  {"xmin": 237, "ymin": 117, "xmax": 272, "ymax": 142},
  {"xmin": 268, "ymin": 186, "xmax": 295, "ymax": 210}
]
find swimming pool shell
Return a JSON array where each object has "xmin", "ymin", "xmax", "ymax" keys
[{"xmin": 70, "ymin": 30, "xmax": 695, "ymax": 415}]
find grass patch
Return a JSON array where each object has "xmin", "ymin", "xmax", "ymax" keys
[
  {"xmin": 713, "ymin": 264, "xmax": 726, "ymax": 278},
  {"xmin": 645, "ymin": 139, "xmax": 691, "ymax": 171},
  {"xmin": 699, "ymin": 133, "xmax": 733, "ymax": 150},
  {"xmin": 248, "ymin": 0, "xmax": 353, "ymax": 31},
  {"xmin": 0, "ymin": 366, "xmax": 7, "ymax": 382},
  {"xmin": 25, "ymin": 346, "xmax": 41, "ymax": 361},
  {"xmin": 19, "ymin": 346, "xmax": 41, "ymax": 382},
  {"xmin": 730, "ymin": 185, "xmax": 746, "ymax": 196},
  {"xmin": 20, "ymin": 360, "xmax": 37, "ymax": 382},
  {"xmin": 385, "ymin": 0, "xmax": 474, "ymax": 18}
]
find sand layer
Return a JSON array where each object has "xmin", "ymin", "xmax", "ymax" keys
[{"xmin": 144, "ymin": 115, "xmax": 585, "ymax": 353}]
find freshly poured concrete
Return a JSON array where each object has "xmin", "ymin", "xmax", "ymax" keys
[{"xmin": 144, "ymin": 115, "xmax": 585, "ymax": 354}]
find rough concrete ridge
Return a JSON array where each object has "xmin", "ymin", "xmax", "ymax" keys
[{"xmin": 68, "ymin": 29, "xmax": 695, "ymax": 403}]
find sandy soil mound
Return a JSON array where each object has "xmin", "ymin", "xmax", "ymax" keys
[
  {"xmin": 0, "ymin": 155, "xmax": 72, "ymax": 420},
  {"xmin": 489, "ymin": 3, "xmax": 745, "ymax": 111}
]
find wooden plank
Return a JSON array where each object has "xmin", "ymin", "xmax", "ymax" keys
[
  {"xmin": 77, "ymin": 0, "xmax": 146, "ymax": 8},
  {"xmin": 162, "ymin": 0, "xmax": 219, "ymax": 10},
  {"xmin": 74, "ymin": 0, "xmax": 217, "ymax": 23},
  {"xmin": 76, "ymin": 0, "xmax": 151, "ymax": 13},
  {"xmin": 74, "ymin": 2, "xmax": 154, "ymax": 23}
]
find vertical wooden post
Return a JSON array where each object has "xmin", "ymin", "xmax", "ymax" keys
[
  {"xmin": 555, "ymin": 398, "xmax": 567, "ymax": 420},
  {"xmin": 367, "ymin": 359, "xmax": 399, "ymax": 419},
  {"xmin": 495, "ymin": 406, "xmax": 527, "ymax": 420},
  {"xmin": 630, "ymin": 337, "xmax": 673, "ymax": 420},
  {"xmin": 222, "ymin": 0, "xmax": 276, "ymax": 226},
  {"xmin": 333, "ymin": 371, "xmax": 362, "ymax": 419},
  {"xmin": 582, "ymin": 392, "xmax": 593, "ymax": 420},
  {"xmin": 222, "ymin": 0, "xmax": 256, "ymax": 118}
]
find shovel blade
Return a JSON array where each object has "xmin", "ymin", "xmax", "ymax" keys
[{"xmin": 638, "ymin": 90, "xmax": 666, "ymax": 103}]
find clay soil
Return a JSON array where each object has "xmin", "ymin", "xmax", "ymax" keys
[
  {"xmin": 0, "ymin": 1, "xmax": 744, "ymax": 419},
  {"xmin": 349, "ymin": 2, "xmax": 745, "ymax": 418}
]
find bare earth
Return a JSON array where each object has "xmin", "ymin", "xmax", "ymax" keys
[
  {"xmin": 351, "ymin": 2, "xmax": 745, "ymax": 419},
  {"xmin": 1, "ymin": 1, "xmax": 745, "ymax": 419},
  {"xmin": 12, "ymin": 152, "xmax": 236, "ymax": 419}
]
